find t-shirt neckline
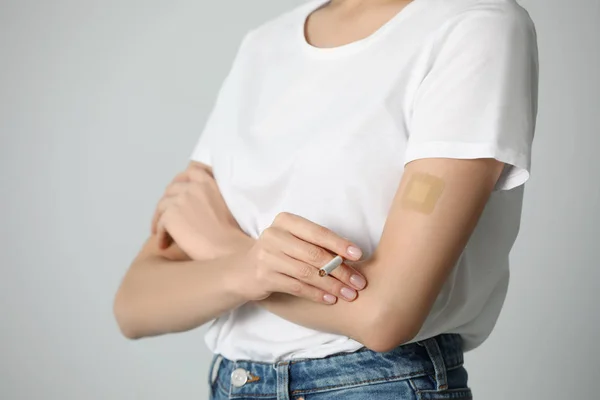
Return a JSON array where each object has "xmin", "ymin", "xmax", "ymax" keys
[{"xmin": 298, "ymin": 0, "xmax": 424, "ymax": 57}]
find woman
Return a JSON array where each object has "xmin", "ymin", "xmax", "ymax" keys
[{"xmin": 114, "ymin": 0, "xmax": 538, "ymax": 398}]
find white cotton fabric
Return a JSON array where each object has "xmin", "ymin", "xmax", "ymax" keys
[{"xmin": 190, "ymin": 0, "xmax": 538, "ymax": 362}]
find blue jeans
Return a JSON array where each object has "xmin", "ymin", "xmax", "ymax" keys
[{"xmin": 208, "ymin": 333, "xmax": 472, "ymax": 399}]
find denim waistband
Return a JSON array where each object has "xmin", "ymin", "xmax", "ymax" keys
[{"xmin": 209, "ymin": 333, "xmax": 464, "ymax": 399}]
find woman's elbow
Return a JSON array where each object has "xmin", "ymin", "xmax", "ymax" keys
[
  {"xmin": 358, "ymin": 308, "xmax": 422, "ymax": 353},
  {"xmin": 361, "ymin": 329, "xmax": 418, "ymax": 353},
  {"xmin": 113, "ymin": 289, "xmax": 144, "ymax": 340}
]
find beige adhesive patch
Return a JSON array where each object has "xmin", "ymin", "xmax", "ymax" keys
[{"xmin": 401, "ymin": 172, "xmax": 445, "ymax": 214}]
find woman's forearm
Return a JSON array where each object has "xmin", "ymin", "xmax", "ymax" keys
[
  {"xmin": 258, "ymin": 293, "xmax": 367, "ymax": 339},
  {"xmin": 258, "ymin": 284, "xmax": 416, "ymax": 353},
  {"xmin": 113, "ymin": 236, "xmax": 252, "ymax": 339},
  {"xmin": 257, "ymin": 264, "xmax": 393, "ymax": 351}
]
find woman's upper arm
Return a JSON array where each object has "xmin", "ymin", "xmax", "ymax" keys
[
  {"xmin": 351, "ymin": 156, "xmax": 504, "ymax": 349},
  {"xmin": 358, "ymin": 8, "xmax": 538, "ymax": 347}
]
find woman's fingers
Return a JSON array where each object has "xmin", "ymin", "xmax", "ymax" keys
[
  {"xmin": 268, "ymin": 227, "xmax": 367, "ymax": 291},
  {"xmin": 151, "ymin": 182, "xmax": 189, "ymax": 234},
  {"xmin": 164, "ymin": 181, "xmax": 189, "ymax": 197},
  {"xmin": 156, "ymin": 213, "xmax": 174, "ymax": 249},
  {"xmin": 157, "ymin": 227, "xmax": 173, "ymax": 249},
  {"xmin": 272, "ymin": 212, "xmax": 363, "ymax": 261},
  {"xmin": 270, "ymin": 274, "xmax": 338, "ymax": 305},
  {"xmin": 152, "ymin": 196, "xmax": 173, "ymax": 234},
  {"xmin": 151, "ymin": 203, "xmax": 163, "ymax": 235},
  {"xmin": 275, "ymin": 253, "xmax": 359, "ymax": 301},
  {"xmin": 254, "ymin": 219, "xmax": 366, "ymax": 302},
  {"xmin": 328, "ymin": 262, "xmax": 367, "ymax": 291},
  {"xmin": 150, "ymin": 174, "xmax": 189, "ymax": 234},
  {"xmin": 172, "ymin": 171, "xmax": 190, "ymax": 183},
  {"xmin": 153, "ymin": 195, "xmax": 177, "ymax": 248},
  {"xmin": 187, "ymin": 163, "xmax": 214, "ymax": 181}
]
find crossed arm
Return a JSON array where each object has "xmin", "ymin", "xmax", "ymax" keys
[
  {"xmin": 256, "ymin": 157, "xmax": 504, "ymax": 351},
  {"xmin": 115, "ymin": 156, "xmax": 503, "ymax": 350}
]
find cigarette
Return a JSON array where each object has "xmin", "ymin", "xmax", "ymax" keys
[{"xmin": 319, "ymin": 255, "xmax": 344, "ymax": 277}]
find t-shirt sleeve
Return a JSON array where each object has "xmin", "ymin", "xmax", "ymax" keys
[
  {"xmin": 404, "ymin": 9, "xmax": 539, "ymax": 191},
  {"xmin": 190, "ymin": 32, "xmax": 251, "ymax": 166}
]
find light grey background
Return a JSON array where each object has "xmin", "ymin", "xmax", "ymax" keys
[{"xmin": 1, "ymin": 0, "xmax": 599, "ymax": 399}]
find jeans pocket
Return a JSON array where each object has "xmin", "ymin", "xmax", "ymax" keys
[{"xmin": 303, "ymin": 378, "xmax": 415, "ymax": 400}]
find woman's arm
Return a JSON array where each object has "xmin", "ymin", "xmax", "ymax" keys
[
  {"xmin": 113, "ymin": 234, "xmax": 252, "ymax": 339},
  {"xmin": 114, "ymin": 163, "xmax": 368, "ymax": 339},
  {"xmin": 114, "ymin": 162, "xmax": 256, "ymax": 339},
  {"xmin": 259, "ymin": 157, "xmax": 505, "ymax": 352}
]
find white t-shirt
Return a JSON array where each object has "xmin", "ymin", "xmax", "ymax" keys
[{"xmin": 190, "ymin": 0, "xmax": 538, "ymax": 362}]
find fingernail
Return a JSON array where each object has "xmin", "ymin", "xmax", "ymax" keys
[
  {"xmin": 323, "ymin": 294, "xmax": 337, "ymax": 304},
  {"xmin": 346, "ymin": 246, "xmax": 362, "ymax": 259},
  {"xmin": 340, "ymin": 287, "xmax": 357, "ymax": 301},
  {"xmin": 350, "ymin": 274, "xmax": 366, "ymax": 290}
]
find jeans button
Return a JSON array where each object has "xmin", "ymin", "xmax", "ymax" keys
[{"xmin": 231, "ymin": 368, "xmax": 249, "ymax": 387}]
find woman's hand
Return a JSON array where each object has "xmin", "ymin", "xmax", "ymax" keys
[
  {"xmin": 151, "ymin": 165, "xmax": 369, "ymax": 305},
  {"xmin": 151, "ymin": 162, "xmax": 248, "ymax": 260},
  {"xmin": 235, "ymin": 212, "xmax": 368, "ymax": 305}
]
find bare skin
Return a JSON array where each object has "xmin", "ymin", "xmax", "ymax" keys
[{"xmin": 305, "ymin": 0, "xmax": 414, "ymax": 48}]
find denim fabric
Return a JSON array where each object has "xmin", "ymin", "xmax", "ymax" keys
[{"xmin": 208, "ymin": 333, "xmax": 472, "ymax": 400}]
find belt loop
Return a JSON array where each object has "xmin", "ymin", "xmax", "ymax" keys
[
  {"xmin": 421, "ymin": 337, "xmax": 448, "ymax": 391},
  {"xmin": 209, "ymin": 354, "xmax": 223, "ymax": 386},
  {"xmin": 275, "ymin": 361, "xmax": 291, "ymax": 400}
]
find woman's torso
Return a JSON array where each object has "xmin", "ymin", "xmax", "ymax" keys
[{"xmin": 202, "ymin": 0, "xmax": 533, "ymax": 362}]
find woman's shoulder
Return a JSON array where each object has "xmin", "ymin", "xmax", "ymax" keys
[
  {"xmin": 413, "ymin": 0, "xmax": 538, "ymax": 64},
  {"xmin": 433, "ymin": 0, "xmax": 536, "ymax": 35}
]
